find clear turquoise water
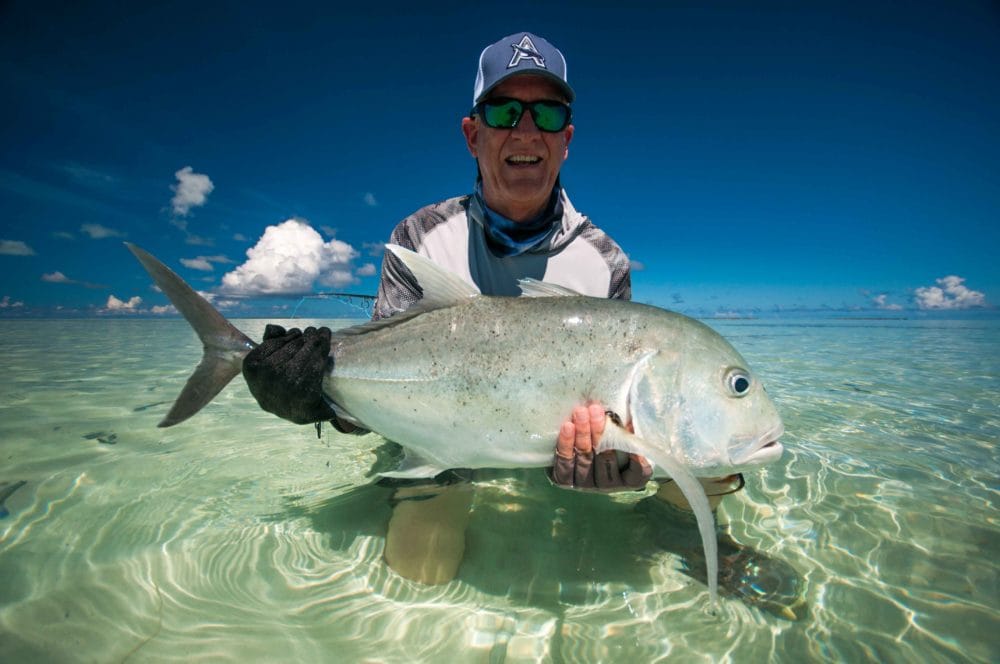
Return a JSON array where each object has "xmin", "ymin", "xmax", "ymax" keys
[{"xmin": 0, "ymin": 318, "xmax": 996, "ymax": 663}]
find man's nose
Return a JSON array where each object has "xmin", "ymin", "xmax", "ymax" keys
[{"xmin": 511, "ymin": 109, "xmax": 539, "ymax": 135}]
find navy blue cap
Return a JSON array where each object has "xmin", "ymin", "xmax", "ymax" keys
[{"xmin": 473, "ymin": 32, "xmax": 574, "ymax": 105}]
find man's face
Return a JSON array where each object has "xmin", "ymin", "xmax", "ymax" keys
[{"xmin": 461, "ymin": 75, "xmax": 574, "ymax": 222}]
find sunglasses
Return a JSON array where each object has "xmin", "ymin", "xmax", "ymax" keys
[{"xmin": 471, "ymin": 97, "xmax": 572, "ymax": 133}]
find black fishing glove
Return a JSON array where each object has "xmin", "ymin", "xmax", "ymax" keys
[
  {"xmin": 551, "ymin": 449, "xmax": 652, "ymax": 491},
  {"xmin": 549, "ymin": 406, "xmax": 652, "ymax": 492},
  {"xmin": 243, "ymin": 324, "xmax": 334, "ymax": 424}
]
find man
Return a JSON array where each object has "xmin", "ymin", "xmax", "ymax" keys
[
  {"xmin": 244, "ymin": 32, "xmax": 734, "ymax": 584},
  {"xmin": 369, "ymin": 32, "xmax": 649, "ymax": 494}
]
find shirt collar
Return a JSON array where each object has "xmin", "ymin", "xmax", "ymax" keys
[{"xmin": 472, "ymin": 179, "xmax": 564, "ymax": 257}]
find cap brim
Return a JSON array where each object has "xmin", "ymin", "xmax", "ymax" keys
[{"xmin": 475, "ymin": 70, "xmax": 575, "ymax": 104}]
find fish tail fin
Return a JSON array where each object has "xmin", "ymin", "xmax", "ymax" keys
[{"xmin": 125, "ymin": 243, "xmax": 255, "ymax": 427}]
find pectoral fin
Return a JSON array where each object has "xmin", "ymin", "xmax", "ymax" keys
[
  {"xmin": 626, "ymin": 351, "xmax": 681, "ymax": 447},
  {"xmin": 595, "ymin": 416, "xmax": 720, "ymax": 609},
  {"xmin": 378, "ymin": 449, "xmax": 449, "ymax": 479},
  {"xmin": 594, "ymin": 415, "xmax": 658, "ymax": 467}
]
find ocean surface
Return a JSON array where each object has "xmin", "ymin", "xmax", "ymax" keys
[{"xmin": 0, "ymin": 317, "xmax": 996, "ymax": 663}]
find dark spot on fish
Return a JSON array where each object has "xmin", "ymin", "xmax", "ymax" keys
[{"xmin": 82, "ymin": 431, "xmax": 107, "ymax": 440}]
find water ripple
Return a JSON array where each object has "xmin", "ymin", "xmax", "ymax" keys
[{"xmin": 0, "ymin": 318, "xmax": 997, "ymax": 662}]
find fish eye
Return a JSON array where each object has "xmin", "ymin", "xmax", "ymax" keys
[{"xmin": 725, "ymin": 368, "xmax": 752, "ymax": 397}]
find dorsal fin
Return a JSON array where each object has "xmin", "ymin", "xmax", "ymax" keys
[
  {"xmin": 518, "ymin": 278, "xmax": 583, "ymax": 298},
  {"xmin": 386, "ymin": 244, "xmax": 479, "ymax": 308},
  {"xmin": 332, "ymin": 245, "xmax": 479, "ymax": 339}
]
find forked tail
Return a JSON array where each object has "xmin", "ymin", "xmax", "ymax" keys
[{"xmin": 125, "ymin": 243, "xmax": 256, "ymax": 427}]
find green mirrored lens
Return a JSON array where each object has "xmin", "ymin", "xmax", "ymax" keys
[
  {"xmin": 531, "ymin": 103, "xmax": 567, "ymax": 131},
  {"xmin": 483, "ymin": 100, "xmax": 522, "ymax": 128},
  {"xmin": 479, "ymin": 99, "xmax": 570, "ymax": 132}
]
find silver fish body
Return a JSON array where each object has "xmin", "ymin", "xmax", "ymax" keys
[
  {"xmin": 125, "ymin": 241, "xmax": 785, "ymax": 609},
  {"xmin": 327, "ymin": 294, "xmax": 783, "ymax": 479}
]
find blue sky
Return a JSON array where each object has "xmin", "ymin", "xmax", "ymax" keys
[{"xmin": 1, "ymin": 0, "xmax": 998, "ymax": 318}]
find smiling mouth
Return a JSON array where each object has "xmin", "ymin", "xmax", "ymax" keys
[{"xmin": 506, "ymin": 155, "xmax": 541, "ymax": 166}]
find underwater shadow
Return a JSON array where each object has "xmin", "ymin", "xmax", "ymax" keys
[{"xmin": 269, "ymin": 449, "xmax": 806, "ymax": 622}]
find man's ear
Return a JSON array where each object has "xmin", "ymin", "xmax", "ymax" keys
[
  {"xmin": 562, "ymin": 124, "xmax": 574, "ymax": 159},
  {"xmin": 461, "ymin": 116, "xmax": 479, "ymax": 158}
]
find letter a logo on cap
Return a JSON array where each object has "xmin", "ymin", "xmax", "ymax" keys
[{"xmin": 508, "ymin": 34, "xmax": 546, "ymax": 69}]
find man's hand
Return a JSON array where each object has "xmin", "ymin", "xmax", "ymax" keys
[
  {"xmin": 242, "ymin": 324, "xmax": 334, "ymax": 424},
  {"xmin": 550, "ymin": 403, "xmax": 652, "ymax": 490}
]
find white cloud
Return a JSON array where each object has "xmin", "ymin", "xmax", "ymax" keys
[
  {"xmin": 180, "ymin": 255, "xmax": 230, "ymax": 271},
  {"xmin": 42, "ymin": 271, "xmax": 70, "ymax": 283},
  {"xmin": 356, "ymin": 262, "xmax": 377, "ymax": 277},
  {"xmin": 52, "ymin": 231, "xmax": 75, "ymax": 240},
  {"xmin": 171, "ymin": 166, "xmax": 214, "ymax": 216},
  {"xmin": 1, "ymin": 295, "xmax": 25, "ymax": 308},
  {"xmin": 193, "ymin": 289, "xmax": 238, "ymax": 309},
  {"xmin": 220, "ymin": 218, "xmax": 359, "ymax": 295},
  {"xmin": 181, "ymin": 257, "xmax": 213, "ymax": 271},
  {"xmin": 80, "ymin": 223, "xmax": 124, "ymax": 239},
  {"xmin": 913, "ymin": 275, "xmax": 987, "ymax": 310},
  {"xmin": 41, "ymin": 271, "xmax": 106, "ymax": 289},
  {"xmin": 105, "ymin": 294, "xmax": 143, "ymax": 310},
  {"xmin": 324, "ymin": 269, "xmax": 354, "ymax": 286},
  {"xmin": 150, "ymin": 304, "xmax": 176, "ymax": 315},
  {"xmin": 363, "ymin": 192, "xmax": 378, "ymax": 207},
  {"xmin": 629, "ymin": 258, "xmax": 645, "ymax": 271},
  {"xmin": 233, "ymin": 233, "xmax": 248, "ymax": 242},
  {"xmin": 0, "ymin": 239, "xmax": 35, "ymax": 255},
  {"xmin": 872, "ymin": 294, "xmax": 903, "ymax": 311}
]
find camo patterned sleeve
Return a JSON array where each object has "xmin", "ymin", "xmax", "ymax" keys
[
  {"xmin": 370, "ymin": 193, "xmax": 632, "ymax": 318},
  {"xmin": 575, "ymin": 219, "xmax": 632, "ymax": 301},
  {"xmin": 370, "ymin": 197, "xmax": 473, "ymax": 321},
  {"xmin": 371, "ymin": 236, "xmax": 421, "ymax": 321},
  {"xmin": 612, "ymin": 268, "xmax": 632, "ymax": 300},
  {"xmin": 607, "ymin": 247, "xmax": 632, "ymax": 301},
  {"xmin": 370, "ymin": 202, "xmax": 442, "ymax": 321}
]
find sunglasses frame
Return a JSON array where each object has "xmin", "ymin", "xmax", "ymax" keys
[{"xmin": 470, "ymin": 97, "xmax": 573, "ymax": 133}]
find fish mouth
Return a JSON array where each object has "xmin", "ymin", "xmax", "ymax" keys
[{"xmin": 729, "ymin": 425, "xmax": 785, "ymax": 468}]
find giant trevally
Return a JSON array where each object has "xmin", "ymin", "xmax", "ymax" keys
[{"xmin": 126, "ymin": 242, "xmax": 784, "ymax": 608}]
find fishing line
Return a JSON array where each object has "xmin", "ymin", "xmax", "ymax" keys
[{"xmin": 290, "ymin": 296, "xmax": 307, "ymax": 319}]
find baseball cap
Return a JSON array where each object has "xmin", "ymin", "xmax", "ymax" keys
[{"xmin": 473, "ymin": 32, "xmax": 575, "ymax": 105}]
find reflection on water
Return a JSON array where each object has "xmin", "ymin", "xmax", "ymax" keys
[{"xmin": 0, "ymin": 318, "xmax": 997, "ymax": 662}]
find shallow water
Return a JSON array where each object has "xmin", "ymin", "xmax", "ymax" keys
[{"xmin": 0, "ymin": 317, "xmax": 996, "ymax": 663}]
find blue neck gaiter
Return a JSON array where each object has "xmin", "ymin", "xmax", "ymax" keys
[{"xmin": 474, "ymin": 180, "xmax": 563, "ymax": 257}]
